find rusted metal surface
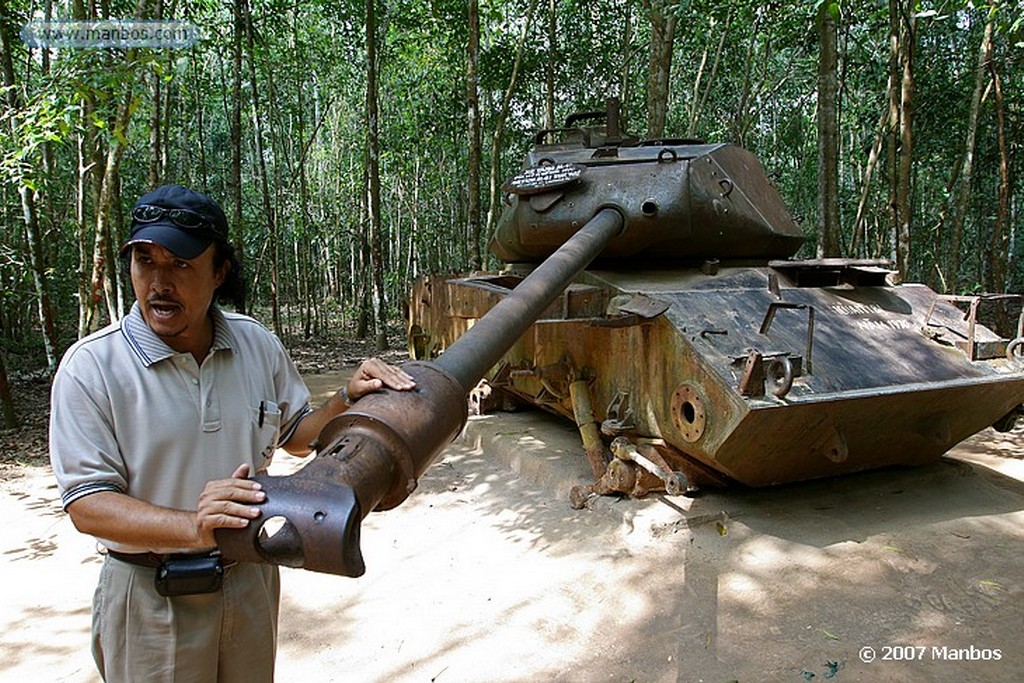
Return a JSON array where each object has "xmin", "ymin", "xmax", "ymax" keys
[
  {"xmin": 568, "ymin": 377, "xmax": 611, "ymax": 479},
  {"xmin": 923, "ymin": 293, "xmax": 1024, "ymax": 361},
  {"xmin": 408, "ymin": 99, "xmax": 1024, "ymax": 504},
  {"xmin": 216, "ymin": 207, "xmax": 624, "ymax": 576},
  {"xmin": 569, "ymin": 437, "xmax": 684, "ymax": 508},
  {"xmin": 215, "ymin": 362, "xmax": 466, "ymax": 576},
  {"xmin": 416, "ymin": 266, "xmax": 1024, "ymax": 491},
  {"xmin": 490, "ymin": 140, "xmax": 803, "ymax": 264}
]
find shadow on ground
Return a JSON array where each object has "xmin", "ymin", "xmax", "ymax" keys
[{"xmin": 271, "ymin": 399, "xmax": 1024, "ymax": 683}]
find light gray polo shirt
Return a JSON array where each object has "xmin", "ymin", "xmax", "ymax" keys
[{"xmin": 49, "ymin": 303, "xmax": 312, "ymax": 553}]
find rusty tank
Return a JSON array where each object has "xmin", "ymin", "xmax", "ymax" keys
[
  {"xmin": 407, "ymin": 99, "xmax": 1024, "ymax": 503},
  {"xmin": 216, "ymin": 99, "xmax": 1023, "ymax": 578}
]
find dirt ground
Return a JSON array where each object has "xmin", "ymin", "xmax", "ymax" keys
[{"xmin": 1, "ymin": 367, "xmax": 1023, "ymax": 682}]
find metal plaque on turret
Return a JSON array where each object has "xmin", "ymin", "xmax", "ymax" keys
[{"xmin": 503, "ymin": 163, "xmax": 584, "ymax": 196}]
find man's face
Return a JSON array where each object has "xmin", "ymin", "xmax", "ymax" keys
[{"xmin": 130, "ymin": 242, "xmax": 228, "ymax": 355}]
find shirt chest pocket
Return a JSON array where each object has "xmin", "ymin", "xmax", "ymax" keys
[{"xmin": 253, "ymin": 400, "xmax": 283, "ymax": 469}]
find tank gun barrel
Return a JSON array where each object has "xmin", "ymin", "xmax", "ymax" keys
[
  {"xmin": 216, "ymin": 207, "xmax": 624, "ymax": 576},
  {"xmin": 435, "ymin": 207, "xmax": 623, "ymax": 390}
]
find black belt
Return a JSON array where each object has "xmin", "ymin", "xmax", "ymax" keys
[{"xmin": 107, "ymin": 549, "xmax": 237, "ymax": 569}]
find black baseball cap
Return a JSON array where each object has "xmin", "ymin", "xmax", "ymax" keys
[{"xmin": 121, "ymin": 185, "xmax": 229, "ymax": 260}]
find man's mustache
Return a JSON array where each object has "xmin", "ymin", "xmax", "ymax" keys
[{"xmin": 147, "ymin": 297, "xmax": 182, "ymax": 307}]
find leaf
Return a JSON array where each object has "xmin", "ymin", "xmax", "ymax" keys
[{"xmin": 821, "ymin": 628, "xmax": 840, "ymax": 640}]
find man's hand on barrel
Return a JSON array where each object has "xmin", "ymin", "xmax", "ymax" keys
[{"xmin": 344, "ymin": 358, "xmax": 417, "ymax": 404}]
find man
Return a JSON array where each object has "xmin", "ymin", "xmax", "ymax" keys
[{"xmin": 49, "ymin": 184, "xmax": 415, "ymax": 682}]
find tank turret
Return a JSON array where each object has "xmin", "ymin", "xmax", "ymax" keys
[{"xmin": 491, "ymin": 99, "xmax": 803, "ymax": 264}]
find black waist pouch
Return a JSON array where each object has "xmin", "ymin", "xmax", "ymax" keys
[{"xmin": 155, "ymin": 555, "xmax": 224, "ymax": 597}]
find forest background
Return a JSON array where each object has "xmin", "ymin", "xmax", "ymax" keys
[{"xmin": 0, "ymin": 0, "xmax": 1022, "ymax": 428}]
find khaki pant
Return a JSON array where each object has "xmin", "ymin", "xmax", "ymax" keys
[{"xmin": 92, "ymin": 556, "xmax": 280, "ymax": 683}]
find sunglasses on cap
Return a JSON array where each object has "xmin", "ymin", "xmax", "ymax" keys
[{"xmin": 132, "ymin": 204, "xmax": 213, "ymax": 232}]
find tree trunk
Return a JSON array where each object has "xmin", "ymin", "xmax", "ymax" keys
[
  {"xmin": 149, "ymin": 68, "xmax": 162, "ymax": 187},
  {"xmin": 109, "ymin": 172, "xmax": 126, "ymax": 316},
  {"xmin": 264, "ymin": 65, "xmax": 288, "ymax": 337},
  {"xmin": 190, "ymin": 55, "xmax": 209, "ymax": 191},
  {"xmin": 886, "ymin": 0, "xmax": 899, "ymax": 272},
  {"xmin": 355, "ymin": 147, "xmax": 370, "ymax": 340},
  {"xmin": 365, "ymin": 0, "xmax": 388, "ymax": 350},
  {"xmin": 409, "ymin": 156, "xmax": 420, "ymax": 278},
  {"xmin": 484, "ymin": 0, "xmax": 538, "ymax": 244},
  {"xmin": 19, "ymin": 186, "xmax": 58, "ymax": 368},
  {"xmin": 0, "ymin": 351, "xmax": 16, "ymax": 428},
  {"xmin": 816, "ymin": 2, "xmax": 841, "ymax": 257},
  {"xmin": 851, "ymin": 107, "xmax": 888, "ymax": 257},
  {"xmin": 895, "ymin": 9, "xmax": 914, "ymax": 282},
  {"xmin": 947, "ymin": 19, "xmax": 991, "ymax": 294},
  {"xmin": 243, "ymin": 0, "xmax": 280, "ymax": 334},
  {"xmin": 731, "ymin": 10, "xmax": 764, "ymax": 148},
  {"xmin": 617, "ymin": 5, "xmax": 635, "ymax": 122},
  {"xmin": 75, "ymin": 117, "xmax": 95, "ymax": 338},
  {"xmin": 0, "ymin": 4, "xmax": 59, "ymax": 369},
  {"xmin": 644, "ymin": 1, "xmax": 676, "ymax": 138},
  {"xmin": 295, "ymin": 63, "xmax": 314, "ymax": 339},
  {"xmin": 466, "ymin": 0, "xmax": 482, "ymax": 270},
  {"xmin": 161, "ymin": 64, "xmax": 173, "ymax": 182},
  {"xmin": 84, "ymin": 101, "xmax": 134, "ymax": 332},
  {"xmin": 229, "ymin": 0, "xmax": 245, "ymax": 312},
  {"xmin": 687, "ymin": 14, "xmax": 729, "ymax": 140},
  {"xmin": 986, "ymin": 32, "xmax": 1009, "ymax": 296},
  {"xmin": 887, "ymin": 0, "xmax": 914, "ymax": 283},
  {"xmin": 71, "ymin": 0, "xmax": 94, "ymax": 338},
  {"xmin": 81, "ymin": 0, "xmax": 151, "ymax": 332},
  {"xmin": 545, "ymin": 0, "xmax": 556, "ymax": 130},
  {"xmin": 0, "ymin": 0, "xmax": 18, "ymax": 108}
]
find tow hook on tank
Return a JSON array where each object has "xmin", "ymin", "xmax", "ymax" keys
[{"xmin": 736, "ymin": 350, "xmax": 803, "ymax": 399}]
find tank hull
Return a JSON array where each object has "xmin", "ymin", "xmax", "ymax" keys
[{"xmin": 408, "ymin": 263, "xmax": 1024, "ymax": 489}]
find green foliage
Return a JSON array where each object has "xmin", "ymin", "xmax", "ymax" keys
[
  {"xmin": 0, "ymin": 91, "xmax": 76, "ymax": 189},
  {"xmin": 1, "ymin": 0, "xmax": 1022, "ymax": 366}
]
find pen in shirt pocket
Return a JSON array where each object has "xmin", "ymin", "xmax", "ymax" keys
[{"xmin": 258, "ymin": 400, "xmax": 265, "ymax": 428}]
